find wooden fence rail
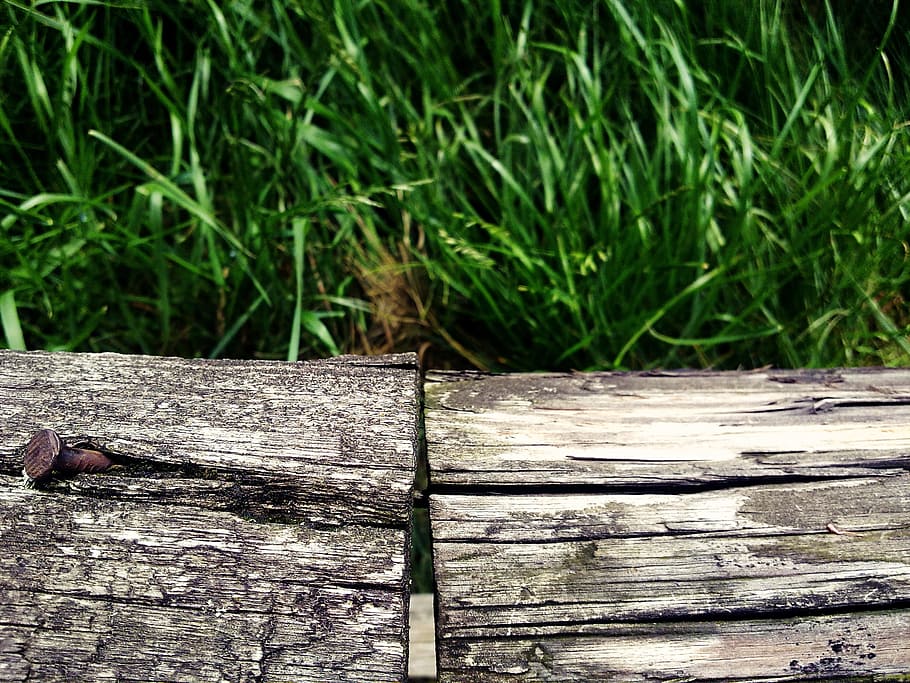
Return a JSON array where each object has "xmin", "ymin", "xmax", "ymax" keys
[
  {"xmin": 0, "ymin": 350, "xmax": 418, "ymax": 682},
  {"xmin": 1, "ymin": 351, "xmax": 908, "ymax": 681},
  {"xmin": 424, "ymin": 368, "xmax": 910, "ymax": 681}
]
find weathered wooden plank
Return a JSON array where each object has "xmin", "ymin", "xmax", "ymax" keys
[
  {"xmin": 425, "ymin": 368, "xmax": 910, "ymax": 487},
  {"xmin": 433, "ymin": 480, "xmax": 910, "ymax": 637},
  {"xmin": 430, "ymin": 477, "xmax": 910, "ymax": 543},
  {"xmin": 437, "ymin": 611, "xmax": 910, "ymax": 681},
  {"xmin": 0, "ymin": 350, "xmax": 418, "ymax": 682},
  {"xmin": 426, "ymin": 370, "xmax": 910, "ymax": 681}
]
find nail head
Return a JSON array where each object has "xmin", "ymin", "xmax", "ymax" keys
[{"xmin": 24, "ymin": 428, "xmax": 62, "ymax": 481}]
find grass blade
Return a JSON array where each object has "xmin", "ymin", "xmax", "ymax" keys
[{"xmin": 0, "ymin": 290, "xmax": 26, "ymax": 351}]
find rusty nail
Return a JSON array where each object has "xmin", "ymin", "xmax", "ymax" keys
[{"xmin": 23, "ymin": 429, "xmax": 114, "ymax": 487}]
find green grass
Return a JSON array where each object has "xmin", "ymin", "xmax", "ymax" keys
[{"xmin": 2, "ymin": 0, "xmax": 909, "ymax": 370}]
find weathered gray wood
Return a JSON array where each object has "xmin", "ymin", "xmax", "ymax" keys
[
  {"xmin": 409, "ymin": 593, "xmax": 437, "ymax": 679},
  {"xmin": 426, "ymin": 369, "xmax": 910, "ymax": 681},
  {"xmin": 433, "ymin": 480, "xmax": 910, "ymax": 635},
  {"xmin": 426, "ymin": 368, "xmax": 910, "ymax": 487},
  {"xmin": 0, "ymin": 350, "xmax": 418, "ymax": 682},
  {"xmin": 438, "ymin": 611, "xmax": 910, "ymax": 681},
  {"xmin": 430, "ymin": 477, "xmax": 910, "ymax": 543}
]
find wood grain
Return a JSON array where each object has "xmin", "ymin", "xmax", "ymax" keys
[
  {"xmin": 437, "ymin": 611, "xmax": 910, "ymax": 681},
  {"xmin": 426, "ymin": 369, "xmax": 910, "ymax": 681},
  {"xmin": 426, "ymin": 368, "xmax": 910, "ymax": 487},
  {"xmin": 0, "ymin": 350, "xmax": 418, "ymax": 682}
]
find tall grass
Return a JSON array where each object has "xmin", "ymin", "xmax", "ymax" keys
[{"xmin": 1, "ymin": 0, "xmax": 908, "ymax": 369}]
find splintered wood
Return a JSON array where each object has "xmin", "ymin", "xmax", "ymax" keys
[
  {"xmin": 425, "ymin": 368, "xmax": 910, "ymax": 681},
  {"xmin": 0, "ymin": 350, "xmax": 418, "ymax": 682}
]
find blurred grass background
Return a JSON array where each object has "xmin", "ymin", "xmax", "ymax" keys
[{"xmin": 2, "ymin": 0, "xmax": 909, "ymax": 371}]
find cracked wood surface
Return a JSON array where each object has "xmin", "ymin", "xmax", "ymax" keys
[
  {"xmin": 425, "ymin": 369, "xmax": 910, "ymax": 682},
  {"xmin": 439, "ymin": 611, "xmax": 910, "ymax": 681},
  {"xmin": 0, "ymin": 350, "xmax": 418, "ymax": 682},
  {"xmin": 426, "ymin": 367, "xmax": 910, "ymax": 487}
]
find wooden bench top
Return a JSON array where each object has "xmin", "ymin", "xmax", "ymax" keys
[
  {"xmin": 0, "ymin": 350, "xmax": 419, "ymax": 682},
  {"xmin": 425, "ymin": 368, "xmax": 910, "ymax": 681},
  {"xmin": 4, "ymin": 354, "xmax": 910, "ymax": 681}
]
